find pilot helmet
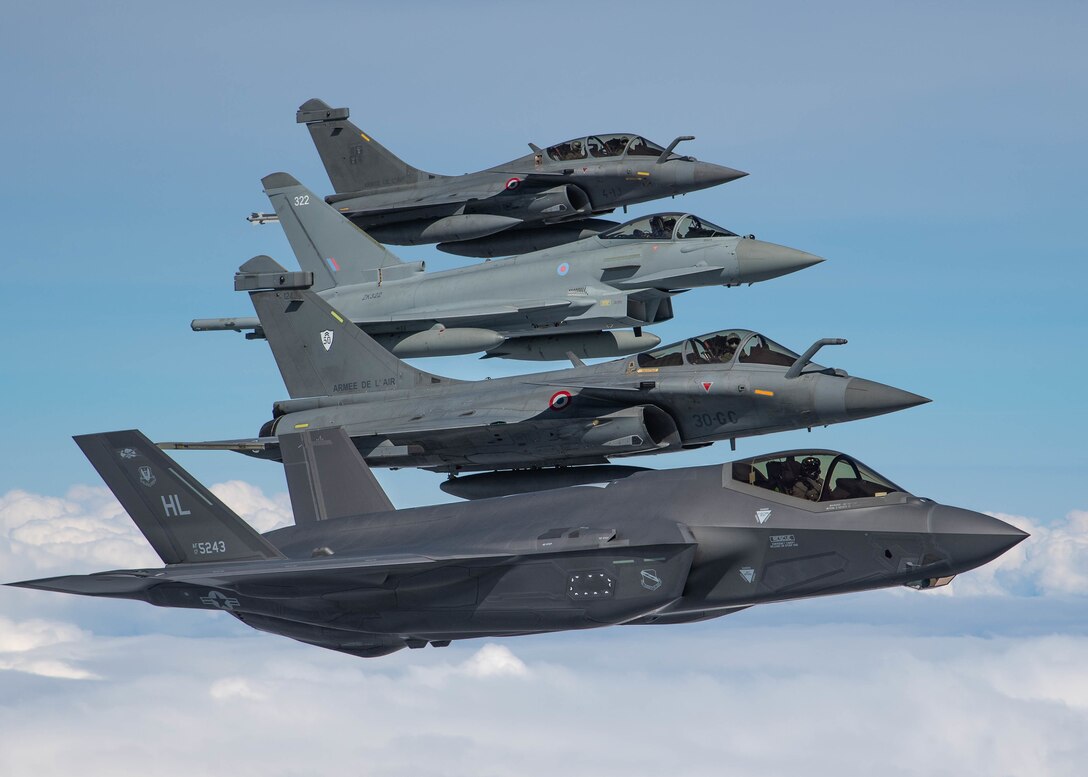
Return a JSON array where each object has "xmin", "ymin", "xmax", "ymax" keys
[{"xmin": 801, "ymin": 456, "xmax": 821, "ymax": 478}]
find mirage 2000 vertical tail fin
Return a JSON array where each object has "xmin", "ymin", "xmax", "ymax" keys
[
  {"xmin": 262, "ymin": 172, "xmax": 405, "ymax": 292},
  {"xmin": 237, "ymin": 255, "xmax": 453, "ymax": 399},
  {"xmin": 296, "ymin": 98, "xmax": 440, "ymax": 194}
]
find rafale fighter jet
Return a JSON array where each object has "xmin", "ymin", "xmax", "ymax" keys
[
  {"xmin": 251, "ymin": 98, "xmax": 748, "ymax": 258},
  {"xmin": 11, "ymin": 428, "xmax": 1027, "ymax": 658},
  {"xmin": 171, "ymin": 258, "xmax": 928, "ymax": 499},
  {"xmin": 195, "ymin": 174, "xmax": 823, "ymax": 361}
]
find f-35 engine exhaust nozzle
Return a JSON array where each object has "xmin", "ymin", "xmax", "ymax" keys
[{"xmin": 485, "ymin": 330, "xmax": 661, "ymax": 360}]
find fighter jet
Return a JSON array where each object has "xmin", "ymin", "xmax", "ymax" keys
[
  {"xmin": 195, "ymin": 173, "xmax": 823, "ymax": 361},
  {"xmin": 10, "ymin": 428, "xmax": 1028, "ymax": 658},
  {"xmin": 171, "ymin": 257, "xmax": 928, "ymax": 499},
  {"xmin": 253, "ymin": 98, "xmax": 747, "ymax": 258}
]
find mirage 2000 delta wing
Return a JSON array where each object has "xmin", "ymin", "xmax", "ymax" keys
[
  {"xmin": 246, "ymin": 98, "xmax": 748, "ymax": 258},
  {"xmin": 12, "ymin": 427, "xmax": 1027, "ymax": 658},
  {"xmin": 172, "ymin": 257, "xmax": 928, "ymax": 499},
  {"xmin": 195, "ymin": 173, "xmax": 823, "ymax": 361}
]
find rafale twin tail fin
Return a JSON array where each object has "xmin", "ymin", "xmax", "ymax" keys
[
  {"xmin": 280, "ymin": 428, "xmax": 394, "ymax": 525},
  {"xmin": 73, "ymin": 430, "xmax": 286, "ymax": 565},
  {"xmin": 262, "ymin": 172, "xmax": 404, "ymax": 292},
  {"xmin": 296, "ymin": 98, "xmax": 437, "ymax": 194},
  {"xmin": 240, "ymin": 255, "xmax": 454, "ymax": 399}
]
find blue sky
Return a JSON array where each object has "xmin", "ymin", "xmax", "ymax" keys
[{"xmin": 1, "ymin": 2, "xmax": 1086, "ymax": 774}]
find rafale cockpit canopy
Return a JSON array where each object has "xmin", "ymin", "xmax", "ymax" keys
[
  {"xmin": 545, "ymin": 134, "xmax": 669, "ymax": 161},
  {"xmin": 599, "ymin": 213, "xmax": 738, "ymax": 241},
  {"xmin": 637, "ymin": 330, "xmax": 801, "ymax": 368},
  {"xmin": 731, "ymin": 450, "xmax": 906, "ymax": 503}
]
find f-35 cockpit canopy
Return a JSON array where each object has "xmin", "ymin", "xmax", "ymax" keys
[
  {"xmin": 599, "ymin": 213, "xmax": 738, "ymax": 241},
  {"xmin": 730, "ymin": 451, "xmax": 905, "ymax": 503},
  {"xmin": 636, "ymin": 330, "xmax": 801, "ymax": 369},
  {"xmin": 545, "ymin": 134, "xmax": 669, "ymax": 161}
]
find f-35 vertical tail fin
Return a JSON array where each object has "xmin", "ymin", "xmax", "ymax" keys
[
  {"xmin": 262, "ymin": 172, "xmax": 405, "ymax": 292},
  {"xmin": 280, "ymin": 428, "xmax": 395, "ymax": 525},
  {"xmin": 238, "ymin": 255, "xmax": 453, "ymax": 399},
  {"xmin": 73, "ymin": 430, "xmax": 286, "ymax": 565},
  {"xmin": 296, "ymin": 98, "xmax": 439, "ymax": 194}
]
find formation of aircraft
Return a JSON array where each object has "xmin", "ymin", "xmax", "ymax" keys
[{"xmin": 9, "ymin": 97, "xmax": 1023, "ymax": 659}]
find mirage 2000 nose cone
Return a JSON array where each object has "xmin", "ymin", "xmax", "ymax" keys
[
  {"xmin": 735, "ymin": 238, "xmax": 825, "ymax": 283},
  {"xmin": 843, "ymin": 378, "xmax": 931, "ymax": 420}
]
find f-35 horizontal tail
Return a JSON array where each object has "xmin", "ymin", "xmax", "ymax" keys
[
  {"xmin": 262, "ymin": 172, "xmax": 406, "ymax": 292},
  {"xmin": 241, "ymin": 255, "xmax": 453, "ymax": 399},
  {"xmin": 73, "ymin": 430, "xmax": 285, "ymax": 564},
  {"xmin": 297, "ymin": 98, "xmax": 437, "ymax": 194}
]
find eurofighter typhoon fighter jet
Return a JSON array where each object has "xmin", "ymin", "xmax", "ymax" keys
[
  {"xmin": 11, "ymin": 427, "xmax": 1027, "ymax": 658},
  {"xmin": 196, "ymin": 174, "xmax": 823, "ymax": 361},
  {"xmin": 171, "ymin": 257, "xmax": 928, "ymax": 499},
  {"xmin": 251, "ymin": 98, "xmax": 747, "ymax": 258}
]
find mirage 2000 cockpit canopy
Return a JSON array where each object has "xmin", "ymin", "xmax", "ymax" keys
[
  {"xmin": 636, "ymin": 329, "xmax": 801, "ymax": 368},
  {"xmin": 599, "ymin": 213, "xmax": 739, "ymax": 241},
  {"xmin": 730, "ymin": 450, "xmax": 906, "ymax": 504},
  {"xmin": 546, "ymin": 134, "xmax": 670, "ymax": 162}
]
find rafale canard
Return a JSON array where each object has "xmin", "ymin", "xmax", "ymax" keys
[
  {"xmin": 245, "ymin": 98, "xmax": 748, "ymax": 258},
  {"xmin": 10, "ymin": 429, "xmax": 1026, "ymax": 658},
  {"xmin": 195, "ymin": 174, "xmax": 822, "ymax": 361},
  {"xmin": 171, "ymin": 257, "xmax": 927, "ymax": 500}
]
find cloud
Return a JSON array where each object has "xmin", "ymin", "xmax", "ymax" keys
[{"xmin": 0, "ymin": 614, "xmax": 98, "ymax": 680}]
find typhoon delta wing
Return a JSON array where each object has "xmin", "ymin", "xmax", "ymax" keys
[
  {"xmin": 11, "ymin": 427, "xmax": 1027, "ymax": 658},
  {"xmin": 171, "ymin": 258, "xmax": 928, "ymax": 498},
  {"xmin": 195, "ymin": 173, "xmax": 823, "ymax": 361},
  {"xmin": 245, "ymin": 98, "xmax": 748, "ymax": 258}
]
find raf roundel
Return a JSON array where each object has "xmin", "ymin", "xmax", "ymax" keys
[
  {"xmin": 549, "ymin": 390, "xmax": 572, "ymax": 411},
  {"xmin": 556, "ymin": 261, "xmax": 570, "ymax": 277}
]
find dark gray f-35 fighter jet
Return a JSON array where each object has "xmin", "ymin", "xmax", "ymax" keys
[
  {"xmin": 171, "ymin": 257, "xmax": 927, "ymax": 498},
  {"xmin": 10, "ymin": 428, "xmax": 1027, "ymax": 658},
  {"xmin": 197, "ymin": 174, "xmax": 823, "ymax": 361},
  {"xmin": 265, "ymin": 98, "xmax": 747, "ymax": 257}
]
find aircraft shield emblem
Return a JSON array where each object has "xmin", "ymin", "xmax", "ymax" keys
[
  {"xmin": 137, "ymin": 466, "xmax": 156, "ymax": 487},
  {"xmin": 320, "ymin": 330, "xmax": 334, "ymax": 351}
]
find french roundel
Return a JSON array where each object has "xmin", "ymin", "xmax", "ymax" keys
[
  {"xmin": 549, "ymin": 390, "xmax": 572, "ymax": 411},
  {"xmin": 505, "ymin": 177, "xmax": 521, "ymax": 190}
]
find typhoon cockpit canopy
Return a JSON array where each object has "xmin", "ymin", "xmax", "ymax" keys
[
  {"xmin": 600, "ymin": 213, "xmax": 739, "ymax": 241},
  {"xmin": 636, "ymin": 330, "xmax": 801, "ymax": 368}
]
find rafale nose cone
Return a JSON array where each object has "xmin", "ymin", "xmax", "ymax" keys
[
  {"xmin": 932, "ymin": 506, "xmax": 1030, "ymax": 569},
  {"xmin": 843, "ymin": 378, "xmax": 930, "ymax": 419},
  {"xmin": 735, "ymin": 239, "xmax": 824, "ymax": 282},
  {"xmin": 693, "ymin": 163, "xmax": 748, "ymax": 186}
]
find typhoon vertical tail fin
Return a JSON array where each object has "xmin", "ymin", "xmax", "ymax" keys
[
  {"xmin": 238, "ymin": 255, "xmax": 453, "ymax": 399},
  {"xmin": 262, "ymin": 172, "xmax": 404, "ymax": 292},
  {"xmin": 296, "ymin": 98, "xmax": 438, "ymax": 193},
  {"xmin": 73, "ymin": 430, "xmax": 285, "ymax": 565}
]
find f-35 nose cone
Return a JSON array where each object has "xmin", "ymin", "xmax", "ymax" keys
[
  {"xmin": 931, "ymin": 506, "xmax": 1029, "ymax": 571},
  {"xmin": 693, "ymin": 162, "xmax": 748, "ymax": 186},
  {"xmin": 735, "ymin": 239, "xmax": 824, "ymax": 282},
  {"xmin": 844, "ymin": 378, "xmax": 930, "ymax": 420}
]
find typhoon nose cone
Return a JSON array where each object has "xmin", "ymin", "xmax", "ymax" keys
[
  {"xmin": 931, "ymin": 506, "xmax": 1029, "ymax": 571},
  {"xmin": 844, "ymin": 378, "xmax": 930, "ymax": 420},
  {"xmin": 693, "ymin": 162, "xmax": 749, "ymax": 186},
  {"xmin": 735, "ymin": 239, "xmax": 824, "ymax": 282}
]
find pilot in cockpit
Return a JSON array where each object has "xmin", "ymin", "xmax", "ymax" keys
[
  {"xmin": 649, "ymin": 216, "xmax": 676, "ymax": 239},
  {"xmin": 797, "ymin": 456, "xmax": 824, "ymax": 501},
  {"xmin": 705, "ymin": 333, "xmax": 742, "ymax": 363}
]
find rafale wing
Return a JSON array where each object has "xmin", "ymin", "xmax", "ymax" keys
[{"xmin": 364, "ymin": 299, "xmax": 575, "ymax": 324}]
